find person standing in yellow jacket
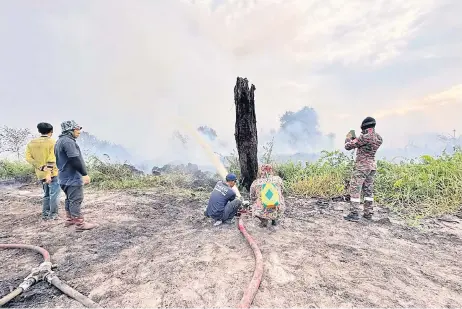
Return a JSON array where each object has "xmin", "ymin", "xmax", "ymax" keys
[{"xmin": 25, "ymin": 122, "xmax": 61, "ymax": 220}]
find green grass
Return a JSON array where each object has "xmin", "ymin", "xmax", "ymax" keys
[
  {"xmin": 275, "ymin": 150, "xmax": 354, "ymax": 198},
  {"xmin": 2, "ymin": 149, "xmax": 462, "ymax": 223},
  {"xmin": 0, "ymin": 160, "xmax": 35, "ymax": 182},
  {"xmin": 274, "ymin": 149, "xmax": 462, "ymax": 223},
  {"xmin": 85, "ymin": 156, "xmax": 196, "ymax": 190}
]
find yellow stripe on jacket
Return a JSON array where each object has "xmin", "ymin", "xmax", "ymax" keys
[{"xmin": 25, "ymin": 136, "xmax": 58, "ymax": 180}]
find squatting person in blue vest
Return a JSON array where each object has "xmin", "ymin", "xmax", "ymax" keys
[{"xmin": 205, "ymin": 173, "xmax": 242, "ymax": 226}]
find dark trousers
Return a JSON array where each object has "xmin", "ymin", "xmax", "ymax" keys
[
  {"xmin": 60, "ymin": 185, "xmax": 84, "ymax": 218},
  {"xmin": 222, "ymin": 199, "xmax": 242, "ymax": 221},
  {"xmin": 204, "ymin": 199, "xmax": 242, "ymax": 222}
]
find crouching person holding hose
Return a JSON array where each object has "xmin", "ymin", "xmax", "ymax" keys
[
  {"xmin": 205, "ymin": 173, "xmax": 242, "ymax": 226},
  {"xmin": 54, "ymin": 120, "xmax": 97, "ymax": 231}
]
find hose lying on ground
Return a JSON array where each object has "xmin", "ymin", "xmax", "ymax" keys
[
  {"xmin": 0, "ymin": 243, "xmax": 100, "ymax": 308},
  {"xmin": 237, "ymin": 215, "xmax": 263, "ymax": 309},
  {"xmin": 0, "ymin": 244, "xmax": 51, "ymax": 307},
  {"xmin": 0, "ymin": 288, "xmax": 22, "ymax": 307},
  {"xmin": 0, "ymin": 244, "xmax": 51, "ymax": 262},
  {"xmin": 47, "ymin": 275, "xmax": 99, "ymax": 308}
]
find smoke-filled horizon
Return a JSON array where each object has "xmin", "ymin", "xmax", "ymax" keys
[{"xmin": 1, "ymin": 0, "xmax": 461, "ymax": 166}]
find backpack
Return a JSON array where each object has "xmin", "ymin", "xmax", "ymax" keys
[{"xmin": 260, "ymin": 182, "xmax": 280, "ymax": 210}]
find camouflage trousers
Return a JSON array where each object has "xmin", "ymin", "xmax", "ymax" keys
[{"xmin": 348, "ymin": 168, "xmax": 376, "ymax": 215}]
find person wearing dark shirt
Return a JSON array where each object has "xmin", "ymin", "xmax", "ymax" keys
[
  {"xmin": 205, "ymin": 173, "xmax": 242, "ymax": 226},
  {"xmin": 54, "ymin": 120, "xmax": 97, "ymax": 231}
]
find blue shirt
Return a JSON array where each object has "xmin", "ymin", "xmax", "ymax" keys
[
  {"xmin": 206, "ymin": 181, "xmax": 236, "ymax": 220},
  {"xmin": 54, "ymin": 134, "xmax": 84, "ymax": 186}
]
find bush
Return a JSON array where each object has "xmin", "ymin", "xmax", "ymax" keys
[
  {"xmin": 374, "ymin": 151, "xmax": 462, "ymax": 220},
  {"xmin": 275, "ymin": 150, "xmax": 353, "ymax": 198},
  {"xmin": 0, "ymin": 156, "xmax": 198, "ymax": 191},
  {"xmin": 3, "ymin": 148, "xmax": 462, "ymax": 222},
  {"xmin": 274, "ymin": 149, "xmax": 462, "ymax": 222},
  {"xmin": 86, "ymin": 156, "xmax": 196, "ymax": 190},
  {"xmin": 0, "ymin": 160, "xmax": 34, "ymax": 182}
]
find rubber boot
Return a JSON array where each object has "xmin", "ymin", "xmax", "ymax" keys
[
  {"xmin": 363, "ymin": 201, "xmax": 373, "ymax": 220},
  {"xmin": 74, "ymin": 217, "xmax": 98, "ymax": 231},
  {"xmin": 64, "ymin": 211, "xmax": 74, "ymax": 227},
  {"xmin": 259, "ymin": 218, "xmax": 268, "ymax": 227},
  {"xmin": 344, "ymin": 212, "xmax": 360, "ymax": 222}
]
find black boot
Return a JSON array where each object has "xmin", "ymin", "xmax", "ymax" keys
[
  {"xmin": 259, "ymin": 218, "xmax": 268, "ymax": 227},
  {"xmin": 363, "ymin": 213, "xmax": 372, "ymax": 220},
  {"xmin": 363, "ymin": 201, "xmax": 373, "ymax": 220},
  {"xmin": 271, "ymin": 220, "xmax": 277, "ymax": 226},
  {"xmin": 344, "ymin": 212, "xmax": 360, "ymax": 222}
]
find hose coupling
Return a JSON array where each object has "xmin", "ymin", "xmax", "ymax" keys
[
  {"xmin": 45, "ymin": 273, "xmax": 57, "ymax": 284},
  {"xmin": 18, "ymin": 276, "xmax": 36, "ymax": 291}
]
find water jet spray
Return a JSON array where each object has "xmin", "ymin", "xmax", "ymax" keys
[{"xmin": 174, "ymin": 116, "xmax": 241, "ymax": 198}]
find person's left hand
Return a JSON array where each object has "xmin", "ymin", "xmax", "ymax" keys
[
  {"xmin": 346, "ymin": 131, "xmax": 353, "ymax": 139},
  {"xmin": 45, "ymin": 175, "xmax": 52, "ymax": 184}
]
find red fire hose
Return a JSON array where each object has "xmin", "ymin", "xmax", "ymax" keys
[
  {"xmin": 0, "ymin": 243, "xmax": 99, "ymax": 308},
  {"xmin": 237, "ymin": 215, "xmax": 263, "ymax": 308},
  {"xmin": 0, "ymin": 244, "xmax": 51, "ymax": 262}
]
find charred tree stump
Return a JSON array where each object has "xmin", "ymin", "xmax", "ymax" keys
[{"xmin": 234, "ymin": 77, "xmax": 258, "ymax": 192}]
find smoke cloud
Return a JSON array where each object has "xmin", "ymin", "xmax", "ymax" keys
[
  {"xmin": 270, "ymin": 106, "xmax": 335, "ymax": 154},
  {"xmin": 0, "ymin": 1, "xmax": 461, "ymax": 168}
]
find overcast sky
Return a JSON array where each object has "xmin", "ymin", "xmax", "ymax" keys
[{"xmin": 1, "ymin": 0, "xmax": 461, "ymax": 160}]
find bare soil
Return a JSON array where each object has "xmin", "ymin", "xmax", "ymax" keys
[{"xmin": 1, "ymin": 183, "xmax": 461, "ymax": 308}]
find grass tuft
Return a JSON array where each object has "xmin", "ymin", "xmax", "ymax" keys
[{"xmin": 2, "ymin": 148, "xmax": 462, "ymax": 223}]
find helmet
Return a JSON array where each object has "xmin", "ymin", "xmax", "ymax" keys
[{"xmin": 361, "ymin": 117, "xmax": 376, "ymax": 130}]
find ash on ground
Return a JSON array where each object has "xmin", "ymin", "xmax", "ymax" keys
[{"xmin": 0, "ymin": 184, "xmax": 461, "ymax": 308}]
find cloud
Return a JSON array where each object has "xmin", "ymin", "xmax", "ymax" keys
[
  {"xmin": 374, "ymin": 84, "xmax": 462, "ymax": 119},
  {"xmin": 185, "ymin": 0, "xmax": 439, "ymax": 67},
  {"xmin": 0, "ymin": 0, "xmax": 461, "ymax": 165}
]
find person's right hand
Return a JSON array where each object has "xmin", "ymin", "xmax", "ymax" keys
[
  {"xmin": 82, "ymin": 175, "xmax": 91, "ymax": 185},
  {"xmin": 45, "ymin": 175, "xmax": 52, "ymax": 184}
]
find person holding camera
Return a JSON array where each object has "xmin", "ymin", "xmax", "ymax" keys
[{"xmin": 344, "ymin": 117, "xmax": 383, "ymax": 222}]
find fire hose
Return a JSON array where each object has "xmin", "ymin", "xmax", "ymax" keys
[
  {"xmin": 237, "ymin": 214, "xmax": 263, "ymax": 308},
  {"xmin": 0, "ymin": 243, "xmax": 100, "ymax": 308},
  {"xmin": 2, "ymin": 217, "xmax": 263, "ymax": 308}
]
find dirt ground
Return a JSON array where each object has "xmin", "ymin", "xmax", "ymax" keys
[{"xmin": 1, "ymin": 183, "xmax": 461, "ymax": 308}]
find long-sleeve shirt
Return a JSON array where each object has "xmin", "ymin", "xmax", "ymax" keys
[
  {"xmin": 25, "ymin": 135, "xmax": 58, "ymax": 180},
  {"xmin": 344, "ymin": 128, "xmax": 383, "ymax": 170}
]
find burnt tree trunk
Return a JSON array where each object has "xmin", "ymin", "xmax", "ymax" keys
[{"xmin": 234, "ymin": 77, "xmax": 258, "ymax": 192}]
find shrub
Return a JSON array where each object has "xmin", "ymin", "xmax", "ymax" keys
[
  {"xmin": 0, "ymin": 160, "xmax": 34, "ymax": 182},
  {"xmin": 275, "ymin": 149, "xmax": 462, "ymax": 222},
  {"xmin": 2, "ymin": 148, "xmax": 462, "ymax": 222},
  {"xmin": 86, "ymin": 156, "xmax": 197, "ymax": 190},
  {"xmin": 275, "ymin": 150, "xmax": 354, "ymax": 198}
]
